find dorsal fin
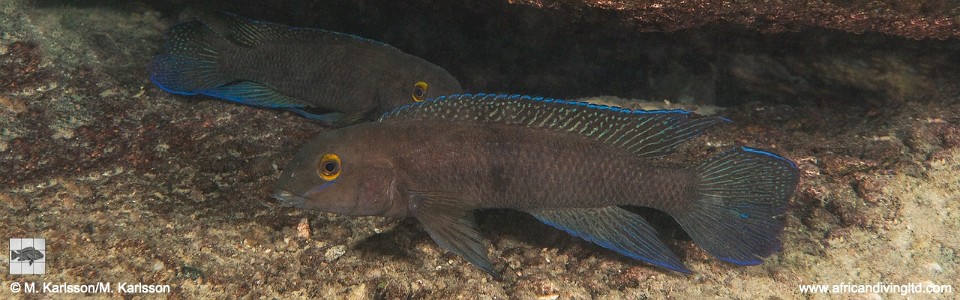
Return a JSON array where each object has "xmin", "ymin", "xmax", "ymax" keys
[{"xmin": 380, "ymin": 94, "xmax": 729, "ymax": 157}]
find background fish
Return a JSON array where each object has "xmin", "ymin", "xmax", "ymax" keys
[
  {"xmin": 274, "ymin": 94, "xmax": 800, "ymax": 277},
  {"xmin": 149, "ymin": 12, "xmax": 463, "ymax": 125},
  {"xmin": 11, "ymin": 247, "xmax": 44, "ymax": 265}
]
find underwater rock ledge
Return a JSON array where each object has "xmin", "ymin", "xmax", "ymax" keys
[
  {"xmin": 513, "ymin": 0, "xmax": 960, "ymax": 39},
  {"xmin": 144, "ymin": 0, "xmax": 960, "ymax": 107},
  {"xmin": 157, "ymin": 0, "xmax": 960, "ymax": 39}
]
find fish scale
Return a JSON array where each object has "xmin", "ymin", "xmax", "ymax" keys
[{"xmin": 276, "ymin": 94, "xmax": 799, "ymax": 277}]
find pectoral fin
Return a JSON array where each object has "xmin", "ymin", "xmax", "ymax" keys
[
  {"xmin": 288, "ymin": 108, "xmax": 370, "ymax": 127},
  {"xmin": 202, "ymin": 81, "xmax": 311, "ymax": 108},
  {"xmin": 408, "ymin": 191, "xmax": 499, "ymax": 278},
  {"xmin": 530, "ymin": 206, "xmax": 691, "ymax": 273}
]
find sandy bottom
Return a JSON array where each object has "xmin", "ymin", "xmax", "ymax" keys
[{"xmin": 1, "ymin": 1, "xmax": 957, "ymax": 299}]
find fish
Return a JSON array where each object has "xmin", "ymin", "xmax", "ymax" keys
[
  {"xmin": 11, "ymin": 247, "xmax": 44, "ymax": 265},
  {"xmin": 273, "ymin": 94, "xmax": 800, "ymax": 277},
  {"xmin": 149, "ymin": 12, "xmax": 463, "ymax": 126}
]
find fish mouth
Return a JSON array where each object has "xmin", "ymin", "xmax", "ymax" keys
[{"xmin": 273, "ymin": 190, "xmax": 307, "ymax": 207}]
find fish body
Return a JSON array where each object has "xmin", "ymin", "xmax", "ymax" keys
[
  {"xmin": 274, "ymin": 94, "xmax": 799, "ymax": 276},
  {"xmin": 149, "ymin": 12, "xmax": 462, "ymax": 125},
  {"xmin": 11, "ymin": 247, "xmax": 44, "ymax": 265}
]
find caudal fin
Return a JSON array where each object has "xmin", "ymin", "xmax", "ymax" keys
[
  {"xmin": 674, "ymin": 147, "xmax": 799, "ymax": 265},
  {"xmin": 149, "ymin": 20, "xmax": 231, "ymax": 95},
  {"xmin": 10, "ymin": 250, "xmax": 19, "ymax": 260},
  {"xmin": 150, "ymin": 15, "xmax": 317, "ymax": 114}
]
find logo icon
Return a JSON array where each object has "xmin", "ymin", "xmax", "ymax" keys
[{"xmin": 9, "ymin": 238, "xmax": 45, "ymax": 275}]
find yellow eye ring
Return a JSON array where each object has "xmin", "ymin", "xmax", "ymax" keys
[
  {"xmin": 317, "ymin": 153, "xmax": 341, "ymax": 181},
  {"xmin": 412, "ymin": 81, "xmax": 429, "ymax": 102}
]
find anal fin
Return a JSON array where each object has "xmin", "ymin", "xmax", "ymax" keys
[
  {"xmin": 408, "ymin": 191, "xmax": 500, "ymax": 278},
  {"xmin": 531, "ymin": 206, "xmax": 691, "ymax": 273}
]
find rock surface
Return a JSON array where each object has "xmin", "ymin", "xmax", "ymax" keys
[
  {"xmin": 144, "ymin": 0, "xmax": 960, "ymax": 106},
  {"xmin": 2, "ymin": 0, "xmax": 959, "ymax": 299},
  {"xmin": 517, "ymin": 0, "xmax": 960, "ymax": 39}
]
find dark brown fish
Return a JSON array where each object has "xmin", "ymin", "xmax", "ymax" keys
[
  {"xmin": 11, "ymin": 247, "xmax": 44, "ymax": 265},
  {"xmin": 149, "ymin": 12, "xmax": 462, "ymax": 125},
  {"xmin": 274, "ymin": 94, "xmax": 799, "ymax": 277}
]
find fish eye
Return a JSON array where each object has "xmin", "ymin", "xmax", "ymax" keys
[
  {"xmin": 323, "ymin": 161, "xmax": 337, "ymax": 173},
  {"xmin": 412, "ymin": 81, "xmax": 429, "ymax": 102},
  {"xmin": 317, "ymin": 153, "xmax": 341, "ymax": 181}
]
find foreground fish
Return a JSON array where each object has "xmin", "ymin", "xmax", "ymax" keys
[
  {"xmin": 149, "ymin": 12, "xmax": 462, "ymax": 125},
  {"xmin": 11, "ymin": 247, "xmax": 44, "ymax": 265},
  {"xmin": 274, "ymin": 94, "xmax": 799, "ymax": 277}
]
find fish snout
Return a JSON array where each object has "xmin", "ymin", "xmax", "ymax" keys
[{"xmin": 273, "ymin": 190, "xmax": 305, "ymax": 207}]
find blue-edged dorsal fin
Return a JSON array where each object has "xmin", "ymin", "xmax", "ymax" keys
[
  {"xmin": 380, "ymin": 94, "xmax": 729, "ymax": 157},
  {"xmin": 407, "ymin": 191, "xmax": 500, "ymax": 279},
  {"xmin": 530, "ymin": 206, "xmax": 691, "ymax": 274}
]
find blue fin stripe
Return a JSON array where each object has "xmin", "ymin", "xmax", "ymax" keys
[
  {"xmin": 382, "ymin": 93, "xmax": 696, "ymax": 118},
  {"xmin": 532, "ymin": 207, "xmax": 691, "ymax": 274},
  {"xmin": 673, "ymin": 147, "xmax": 799, "ymax": 266},
  {"xmin": 740, "ymin": 146, "xmax": 798, "ymax": 170},
  {"xmin": 381, "ymin": 93, "xmax": 728, "ymax": 158}
]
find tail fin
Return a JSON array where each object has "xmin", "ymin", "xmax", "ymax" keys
[
  {"xmin": 11, "ymin": 250, "xmax": 19, "ymax": 260},
  {"xmin": 149, "ymin": 20, "xmax": 232, "ymax": 94},
  {"xmin": 674, "ymin": 147, "xmax": 799, "ymax": 265},
  {"xmin": 150, "ymin": 15, "xmax": 317, "ymax": 113}
]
